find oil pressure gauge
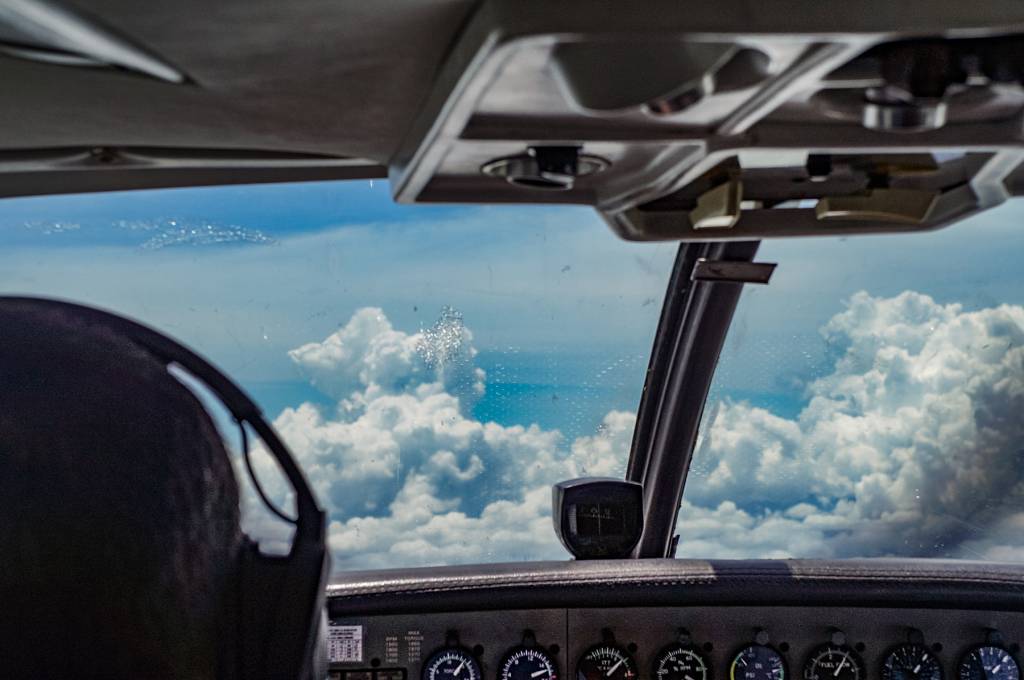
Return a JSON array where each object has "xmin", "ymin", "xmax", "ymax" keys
[
  {"xmin": 731, "ymin": 630, "xmax": 787, "ymax": 680},
  {"xmin": 732, "ymin": 645, "xmax": 786, "ymax": 680}
]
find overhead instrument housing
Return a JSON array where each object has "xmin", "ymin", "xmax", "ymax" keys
[{"xmin": 390, "ymin": 0, "xmax": 1024, "ymax": 241}]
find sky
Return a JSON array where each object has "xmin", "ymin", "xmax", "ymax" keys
[{"xmin": 4, "ymin": 179, "xmax": 1024, "ymax": 570}]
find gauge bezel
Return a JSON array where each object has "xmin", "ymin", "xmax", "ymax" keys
[
  {"xmin": 802, "ymin": 644, "xmax": 865, "ymax": 680},
  {"xmin": 880, "ymin": 643, "xmax": 945, "ymax": 680},
  {"xmin": 575, "ymin": 643, "xmax": 638, "ymax": 680},
  {"xmin": 729, "ymin": 643, "xmax": 789, "ymax": 680},
  {"xmin": 498, "ymin": 645, "xmax": 560, "ymax": 680},
  {"xmin": 958, "ymin": 644, "xmax": 1021, "ymax": 680},
  {"xmin": 422, "ymin": 645, "xmax": 484, "ymax": 680},
  {"xmin": 652, "ymin": 642, "xmax": 712, "ymax": 680}
]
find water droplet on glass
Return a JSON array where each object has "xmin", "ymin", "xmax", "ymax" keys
[{"xmin": 416, "ymin": 305, "xmax": 467, "ymax": 368}]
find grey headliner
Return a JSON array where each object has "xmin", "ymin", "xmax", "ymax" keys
[{"xmin": 0, "ymin": 1, "xmax": 476, "ymax": 163}]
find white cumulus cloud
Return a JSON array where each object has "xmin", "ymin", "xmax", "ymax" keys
[
  {"xmin": 286, "ymin": 306, "xmax": 485, "ymax": 409},
  {"xmin": 242, "ymin": 291, "xmax": 1024, "ymax": 570},
  {"xmin": 682, "ymin": 290, "xmax": 1024, "ymax": 560},
  {"xmin": 241, "ymin": 306, "xmax": 632, "ymax": 569}
]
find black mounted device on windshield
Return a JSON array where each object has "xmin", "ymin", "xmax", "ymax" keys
[{"xmin": 552, "ymin": 478, "xmax": 644, "ymax": 559}]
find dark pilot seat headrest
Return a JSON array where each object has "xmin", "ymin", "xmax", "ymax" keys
[{"xmin": 0, "ymin": 300, "xmax": 243, "ymax": 680}]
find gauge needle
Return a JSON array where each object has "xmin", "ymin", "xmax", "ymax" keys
[
  {"xmin": 454, "ymin": 662, "xmax": 466, "ymax": 677},
  {"xmin": 532, "ymin": 671, "xmax": 548, "ymax": 677},
  {"xmin": 606, "ymin": 659, "xmax": 625, "ymax": 677},
  {"xmin": 835, "ymin": 654, "xmax": 849, "ymax": 677},
  {"xmin": 993, "ymin": 667, "xmax": 1003, "ymax": 674}
]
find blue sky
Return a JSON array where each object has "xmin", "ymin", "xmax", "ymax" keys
[
  {"xmin": 0, "ymin": 180, "xmax": 675, "ymax": 438},
  {"xmin": 6, "ymin": 179, "xmax": 1024, "ymax": 568},
  {"xmin": 707, "ymin": 204, "xmax": 1024, "ymax": 418}
]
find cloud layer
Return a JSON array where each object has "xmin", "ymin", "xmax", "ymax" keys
[
  {"xmin": 243, "ymin": 306, "xmax": 631, "ymax": 569},
  {"xmin": 681, "ymin": 290, "xmax": 1024, "ymax": 560},
  {"xmin": 243, "ymin": 291, "xmax": 1024, "ymax": 570}
]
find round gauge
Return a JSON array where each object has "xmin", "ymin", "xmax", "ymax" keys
[
  {"xmin": 500, "ymin": 647, "xmax": 559, "ymax": 680},
  {"xmin": 804, "ymin": 645, "xmax": 865, "ymax": 680},
  {"xmin": 731, "ymin": 645, "xmax": 787, "ymax": 680},
  {"xmin": 653, "ymin": 644, "xmax": 711, "ymax": 680},
  {"xmin": 881, "ymin": 644, "xmax": 943, "ymax": 680},
  {"xmin": 959, "ymin": 646, "xmax": 1020, "ymax": 680},
  {"xmin": 423, "ymin": 647, "xmax": 483, "ymax": 680},
  {"xmin": 576, "ymin": 645, "xmax": 637, "ymax": 680}
]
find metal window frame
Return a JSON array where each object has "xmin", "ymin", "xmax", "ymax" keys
[{"xmin": 626, "ymin": 239, "xmax": 761, "ymax": 558}]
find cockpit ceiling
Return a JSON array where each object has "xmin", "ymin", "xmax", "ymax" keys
[
  {"xmin": 10, "ymin": 0, "xmax": 1024, "ymax": 243},
  {"xmin": 0, "ymin": 0, "xmax": 476, "ymax": 163}
]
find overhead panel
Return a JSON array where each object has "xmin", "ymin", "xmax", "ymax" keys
[{"xmin": 390, "ymin": 0, "xmax": 1024, "ymax": 241}]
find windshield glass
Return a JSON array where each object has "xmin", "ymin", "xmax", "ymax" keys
[
  {"xmin": 0, "ymin": 180, "xmax": 675, "ymax": 570},
  {"xmin": 681, "ymin": 202, "xmax": 1024, "ymax": 562}
]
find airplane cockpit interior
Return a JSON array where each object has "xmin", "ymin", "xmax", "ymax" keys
[{"xmin": 4, "ymin": 2, "xmax": 1024, "ymax": 679}]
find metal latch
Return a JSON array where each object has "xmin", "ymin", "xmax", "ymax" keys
[
  {"xmin": 815, "ymin": 187, "xmax": 939, "ymax": 224},
  {"xmin": 691, "ymin": 258, "xmax": 776, "ymax": 284},
  {"xmin": 690, "ymin": 177, "xmax": 743, "ymax": 229}
]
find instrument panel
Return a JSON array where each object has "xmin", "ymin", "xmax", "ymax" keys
[{"xmin": 327, "ymin": 607, "xmax": 1023, "ymax": 680}]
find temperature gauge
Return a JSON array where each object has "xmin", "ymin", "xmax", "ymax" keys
[{"xmin": 576, "ymin": 644, "xmax": 637, "ymax": 680}]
